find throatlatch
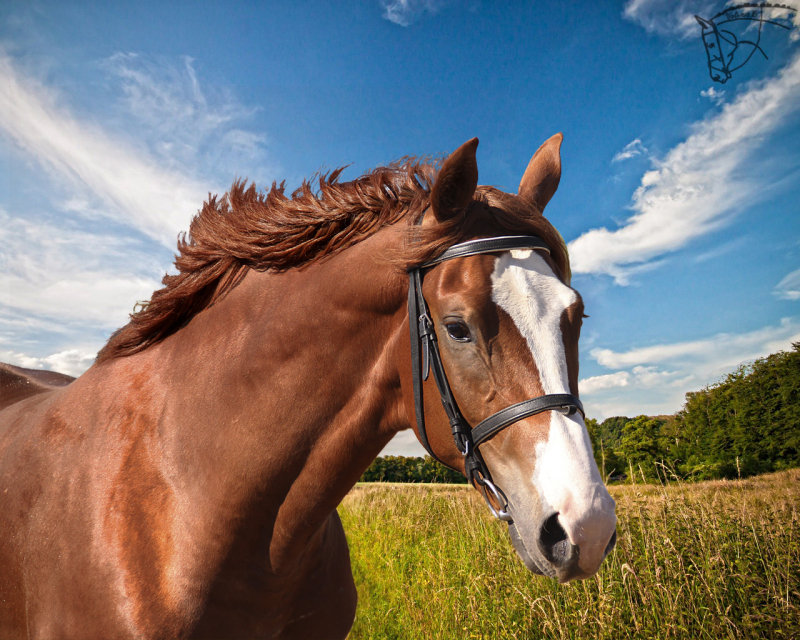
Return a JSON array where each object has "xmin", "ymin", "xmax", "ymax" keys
[{"xmin": 407, "ymin": 235, "xmax": 584, "ymax": 522}]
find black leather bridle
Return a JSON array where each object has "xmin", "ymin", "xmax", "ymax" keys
[{"xmin": 408, "ymin": 234, "xmax": 585, "ymax": 522}]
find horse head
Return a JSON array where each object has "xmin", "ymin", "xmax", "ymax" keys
[{"xmin": 406, "ymin": 136, "xmax": 616, "ymax": 582}]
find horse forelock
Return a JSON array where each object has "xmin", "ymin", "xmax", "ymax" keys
[{"xmin": 96, "ymin": 161, "xmax": 571, "ymax": 364}]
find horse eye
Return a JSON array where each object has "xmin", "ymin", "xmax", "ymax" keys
[{"xmin": 444, "ymin": 321, "xmax": 471, "ymax": 342}]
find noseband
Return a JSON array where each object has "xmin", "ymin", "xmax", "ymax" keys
[{"xmin": 408, "ymin": 235, "xmax": 584, "ymax": 522}]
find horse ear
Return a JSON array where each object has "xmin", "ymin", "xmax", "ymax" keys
[
  {"xmin": 518, "ymin": 133, "xmax": 563, "ymax": 214},
  {"xmin": 695, "ymin": 15, "xmax": 712, "ymax": 30},
  {"xmin": 431, "ymin": 138, "xmax": 479, "ymax": 221}
]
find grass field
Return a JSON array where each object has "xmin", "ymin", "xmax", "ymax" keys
[{"xmin": 338, "ymin": 469, "xmax": 800, "ymax": 639}]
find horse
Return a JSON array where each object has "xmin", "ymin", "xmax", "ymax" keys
[{"xmin": 0, "ymin": 135, "xmax": 617, "ymax": 639}]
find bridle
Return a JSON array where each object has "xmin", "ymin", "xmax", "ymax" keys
[{"xmin": 408, "ymin": 234, "xmax": 585, "ymax": 522}]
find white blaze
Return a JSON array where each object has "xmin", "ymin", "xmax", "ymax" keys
[
  {"xmin": 491, "ymin": 250, "xmax": 613, "ymax": 558},
  {"xmin": 491, "ymin": 250, "xmax": 576, "ymax": 396}
]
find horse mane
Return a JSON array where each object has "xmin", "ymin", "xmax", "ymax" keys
[{"xmin": 96, "ymin": 160, "xmax": 570, "ymax": 363}]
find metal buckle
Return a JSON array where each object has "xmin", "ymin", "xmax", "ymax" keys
[
  {"xmin": 418, "ymin": 312, "xmax": 433, "ymax": 338},
  {"xmin": 474, "ymin": 470, "xmax": 513, "ymax": 522}
]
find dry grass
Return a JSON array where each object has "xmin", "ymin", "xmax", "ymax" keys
[{"xmin": 339, "ymin": 469, "xmax": 800, "ymax": 639}]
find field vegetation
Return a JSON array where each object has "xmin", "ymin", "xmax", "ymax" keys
[{"xmin": 339, "ymin": 469, "xmax": 800, "ymax": 639}]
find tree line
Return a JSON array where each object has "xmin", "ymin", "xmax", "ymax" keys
[
  {"xmin": 360, "ymin": 455, "xmax": 467, "ymax": 484},
  {"xmin": 589, "ymin": 343, "xmax": 800, "ymax": 481},
  {"xmin": 361, "ymin": 343, "xmax": 799, "ymax": 483}
]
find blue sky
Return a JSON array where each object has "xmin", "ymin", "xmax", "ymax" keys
[{"xmin": 1, "ymin": 1, "xmax": 799, "ymax": 456}]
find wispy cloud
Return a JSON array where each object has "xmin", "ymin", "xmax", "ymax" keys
[
  {"xmin": 0, "ymin": 51, "xmax": 273, "ymax": 375},
  {"xmin": 700, "ymin": 86, "xmax": 725, "ymax": 106},
  {"xmin": 102, "ymin": 53, "xmax": 271, "ymax": 182},
  {"xmin": 612, "ymin": 138, "xmax": 648, "ymax": 163},
  {"xmin": 568, "ymin": 51, "xmax": 800, "ymax": 284},
  {"xmin": 0, "ymin": 205, "xmax": 162, "ymax": 374},
  {"xmin": 591, "ymin": 318, "xmax": 800, "ymax": 369},
  {"xmin": 0, "ymin": 209, "xmax": 161, "ymax": 329},
  {"xmin": 692, "ymin": 236, "xmax": 747, "ymax": 264},
  {"xmin": 774, "ymin": 268, "xmax": 800, "ymax": 300},
  {"xmin": 579, "ymin": 371, "xmax": 631, "ymax": 394},
  {"xmin": 581, "ymin": 317, "xmax": 800, "ymax": 418},
  {"xmin": 0, "ymin": 53, "xmax": 207, "ymax": 247},
  {"xmin": 623, "ymin": 0, "xmax": 716, "ymax": 39},
  {"xmin": 0, "ymin": 348, "xmax": 95, "ymax": 378},
  {"xmin": 0, "ymin": 52, "xmax": 274, "ymax": 246},
  {"xmin": 380, "ymin": 0, "xmax": 450, "ymax": 26},
  {"xmin": 382, "ymin": 429, "xmax": 428, "ymax": 457}
]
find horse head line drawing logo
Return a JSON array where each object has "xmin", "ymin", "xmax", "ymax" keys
[{"xmin": 696, "ymin": 3, "xmax": 798, "ymax": 83}]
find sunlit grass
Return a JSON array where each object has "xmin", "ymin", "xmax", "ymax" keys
[{"xmin": 339, "ymin": 469, "xmax": 800, "ymax": 639}]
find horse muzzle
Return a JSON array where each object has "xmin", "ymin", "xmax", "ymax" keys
[{"xmin": 507, "ymin": 511, "xmax": 617, "ymax": 582}]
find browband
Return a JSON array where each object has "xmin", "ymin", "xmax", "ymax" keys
[{"xmin": 421, "ymin": 235, "xmax": 551, "ymax": 267}]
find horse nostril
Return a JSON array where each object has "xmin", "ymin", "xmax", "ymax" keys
[{"xmin": 538, "ymin": 513, "xmax": 572, "ymax": 566}]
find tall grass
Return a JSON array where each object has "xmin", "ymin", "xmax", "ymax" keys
[{"xmin": 338, "ymin": 469, "xmax": 800, "ymax": 639}]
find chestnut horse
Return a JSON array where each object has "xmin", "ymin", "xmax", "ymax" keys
[{"xmin": 0, "ymin": 135, "xmax": 616, "ymax": 639}]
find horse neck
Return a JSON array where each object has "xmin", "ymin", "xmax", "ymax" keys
[{"xmin": 116, "ymin": 225, "xmax": 411, "ymax": 570}]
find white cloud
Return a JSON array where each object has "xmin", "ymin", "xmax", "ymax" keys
[
  {"xmin": 623, "ymin": 0, "xmax": 717, "ymax": 39},
  {"xmin": 700, "ymin": 86, "xmax": 725, "ymax": 105},
  {"xmin": 0, "ymin": 52, "xmax": 274, "ymax": 246},
  {"xmin": 0, "ymin": 209, "xmax": 161, "ymax": 329},
  {"xmin": 591, "ymin": 318, "xmax": 800, "ymax": 370},
  {"xmin": 581, "ymin": 318, "xmax": 800, "ymax": 418},
  {"xmin": 0, "ymin": 53, "xmax": 208, "ymax": 247},
  {"xmin": 629, "ymin": 364, "xmax": 685, "ymax": 388},
  {"xmin": 723, "ymin": 4, "xmax": 800, "ymax": 42},
  {"xmin": 579, "ymin": 371, "xmax": 631, "ymax": 394},
  {"xmin": 580, "ymin": 366, "xmax": 683, "ymax": 396},
  {"xmin": 569, "ymin": 51, "xmax": 800, "ymax": 283},
  {"xmin": 612, "ymin": 138, "xmax": 648, "ymax": 163},
  {"xmin": 381, "ymin": 429, "xmax": 427, "ymax": 457},
  {"xmin": 102, "ymin": 53, "xmax": 271, "ymax": 180},
  {"xmin": 625, "ymin": 0, "xmax": 798, "ymax": 42},
  {"xmin": 0, "ymin": 51, "xmax": 275, "ymax": 378},
  {"xmin": 380, "ymin": 0, "xmax": 449, "ymax": 26},
  {"xmin": 0, "ymin": 348, "xmax": 96, "ymax": 378},
  {"xmin": 774, "ymin": 268, "xmax": 800, "ymax": 300}
]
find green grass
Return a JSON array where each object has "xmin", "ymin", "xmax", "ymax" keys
[{"xmin": 338, "ymin": 469, "xmax": 800, "ymax": 639}]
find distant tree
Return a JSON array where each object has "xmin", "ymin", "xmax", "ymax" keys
[
  {"xmin": 598, "ymin": 416, "xmax": 629, "ymax": 449},
  {"xmin": 674, "ymin": 343, "xmax": 799, "ymax": 480},
  {"xmin": 616, "ymin": 416, "xmax": 667, "ymax": 481},
  {"xmin": 359, "ymin": 455, "xmax": 467, "ymax": 483},
  {"xmin": 586, "ymin": 416, "xmax": 629, "ymax": 481},
  {"xmin": 586, "ymin": 418, "xmax": 624, "ymax": 480}
]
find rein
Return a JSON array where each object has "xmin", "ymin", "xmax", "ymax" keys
[{"xmin": 407, "ymin": 235, "xmax": 584, "ymax": 522}]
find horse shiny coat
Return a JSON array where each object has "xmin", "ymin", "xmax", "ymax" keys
[{"xmin": 0, "ymin": 135, "xmax": 615, "ymax": 639}]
